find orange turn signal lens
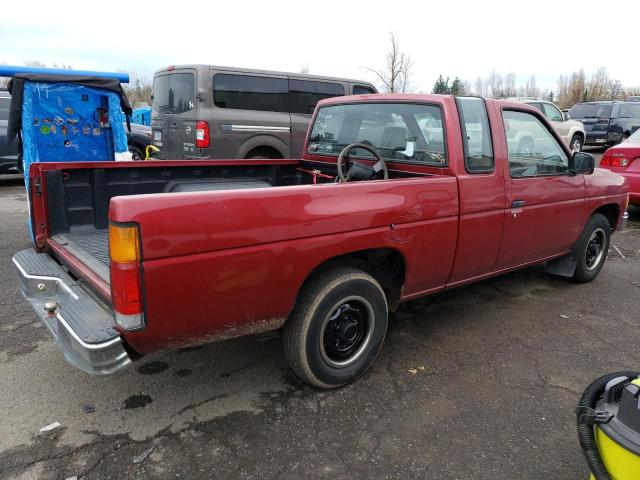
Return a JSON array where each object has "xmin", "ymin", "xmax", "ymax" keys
[{"xmin": 109, "ymin": 224, "xmax": 140, "ymax": 263}]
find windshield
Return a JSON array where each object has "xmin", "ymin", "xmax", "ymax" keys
[
  {"xmin": 628, "ymin": 129, "xmax": 640, "ymax": 143},
  {"xmin": 568, "ymin": 103, "xmax": 612, "ymax": 120},
  {"xmin": 307, "ymin": 103, "xmax": 447, "ymax": 166}
]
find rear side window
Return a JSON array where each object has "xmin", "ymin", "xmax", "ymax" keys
[
  {"xmin": 619, "ymin": 104, "xmax": 631, "ymax": 118},
  {"xmin": 629, "ymin": 104, "xmax": 640, "ymax": 119},
  {"xmin": 152, "ymin": 73, "xmax": 195, "ymax": 114},
  {"xmin": 213, "ymin": 74, "xmax": 288, "ymax": 112},
  {"xmin": 289, "ymin": 80, "xmax": 344, "ymax": 115},
  {"xmin": 353, "ymin": 85, "xmax": 376, "ymax": 95},
  {"xmin": 569, "ymin": 103, "xmax": 612, "ymax": 120},
  {"xmin": 0, "ymin": 97, "xmax": 9, "ymax": 121},
  {"xmin": 456, "ymin": 97, "xmax": 494, "ymax": 173}
]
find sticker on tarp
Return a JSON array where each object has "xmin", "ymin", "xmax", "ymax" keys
[
  {"xmin": 93, "ymin": 127, "xmax": 101, "ymax": 136},
  {"xmin": 67, "ymin": 118, "xmax": 78, "ymax": 124},
  {"xmin": 61, "ymin": 125, "xmax": 68, "ymax": 136},
  {"xmin": 65, "ymin": 107, "xmax": 74, "ymax": 115},
  {"xmin": 33, "ymin": 118, "xmax": 39, "ymax": 126},
  {"xmin": 40, "ymin": 125, "xmax": 50, "ymax": 135},
  {"xmin": 50, "ymin": 124, "xmax": 57, "ymax": 134},
  {"xmin": 82, "ymin": 126, "xmax": 90, "ymax": 135},
  {"xmin": 54, "ymin": 116, "xmax": 64, "ymax": 125}
]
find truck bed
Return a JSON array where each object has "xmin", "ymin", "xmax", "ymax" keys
[{"xmin": 52, "ymin": 228, "xmax": 110, "ymax": 283}]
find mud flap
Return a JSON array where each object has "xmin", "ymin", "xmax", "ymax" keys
[{"xmin": 545, "ymin": 247, "xmax": 578, "ymax": 278}]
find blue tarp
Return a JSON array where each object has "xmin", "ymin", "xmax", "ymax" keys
[
  {"xmin": 21, "ymin": 82, "xmax": 128, "ymax": 173},
  {"xmin": 131, "ymin": 106, "xmax": 151, "ymax": 126}
]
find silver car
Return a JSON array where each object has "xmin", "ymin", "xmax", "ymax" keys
[{"xmin": 508, "ymin": 97, "xmax": 585, "ymax": 152}]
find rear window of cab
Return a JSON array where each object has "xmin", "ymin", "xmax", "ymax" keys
[{"xmin": 307, "ymin": 103, "xmax": 447, "ymax": 166}]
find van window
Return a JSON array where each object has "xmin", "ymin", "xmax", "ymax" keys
[
  {"xmin": 0, "ymin": 97, "xmax": 10, "ymax": 121},
  {"xmin": 629, "ymin": 104, "xmax": 640, "ymax": 119},
  {"xmin": 153, "ymin": 73, "xmax": 195, "ymax": 114},
  {"xmin": 619, "ymin": 104, "xmax": 631, "ymax": 118},
  {"xmin": 289, "ymin": 80, "xmax": 344, "ymax": 115},
  {"xmin": 213, "ymin": 74, "xmax": 288, "ymax": 112},
  {"xmin": 353, "ymin": 85, "xmax": 376, "ymax": 95}
]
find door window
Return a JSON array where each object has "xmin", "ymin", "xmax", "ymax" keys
[
  {"xmin": 353, "ymin": 85, "xmax": 376, "ymax": 95},
  {"xmin": 456, "ymin": 97, "xmax": 494, "ymax": 173},
  {"xmin": 503, "ymin": 110, "xmax": 569, "ymax": 178},
  {"xmin": 152, "ymin": 73, "xmax": 195, "ymax": 114},
  {"xmin": 213, "ymin": 74, "xmax": 288, "ymax": 112},
  {"xmin": 629, "ymin": 104, "xmax": 640, "ymax": 119},
  {"xmin": 289, "ymin": 80, "xmax": 344, "ymax": 115},
  {"xmin": 542, "ymin": 103, "xmax": 563, "ymax": 121},
  {"xmin": 619, "ymin": 104, "xmax": 631, "ymax": 118}
]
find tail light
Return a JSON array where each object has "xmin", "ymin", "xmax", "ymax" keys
[
  {"xmin": 600, "ymin": 151, "xmax": 632, "ymax": 168},
  {"xmin": 196, "ymin": 121, "xmax": 210, "ymax": 148},
  {"xmin": 109, "ymin": 223, "xmax": 145, "ymax": 330}
]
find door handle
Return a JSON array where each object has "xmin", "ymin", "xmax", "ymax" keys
[{"xmin": 511, "ymin": 200, "xmax": 526, "ymax": 208}]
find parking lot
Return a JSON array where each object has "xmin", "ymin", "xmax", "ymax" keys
[{"xmin": 0, "ymin": 160, "xmax": 638, "ymax": 479}]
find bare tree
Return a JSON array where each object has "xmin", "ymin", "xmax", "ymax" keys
[
  {"xmin": 121, "ymin": 69, "xmax": 153, "ymax": 107},
  {"xmin": 525, "ymin": 75, "xmax": 540, "ymax": 98},
  {"xmin": 568, "ymin": 69, "xmax": 587, "ymax": 105},
  {"xmin": 588, "ymin": 67, "xmax": 609, "ymax": 101},
  {"xmin": 486, "ymin": 70, "xmax": 503, "ymax": 98},
  {"xmin": 503, "ymin": 72, "xmax": 517, "ymax": 97},
  {"xmin": 299, "ymin": 63, "xmax": 310, "ymax": 75},
  {"xmin": 474, "ymin": 76, "xmax": 485, "ymax": 96},
  {"xmin": 364, "ymin": 32, "xmax": 413, "ymax": 93}
]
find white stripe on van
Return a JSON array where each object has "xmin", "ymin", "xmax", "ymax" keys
[{"xmin": 221, "ymin": 125, "xmax": 291, "ymax": 133}]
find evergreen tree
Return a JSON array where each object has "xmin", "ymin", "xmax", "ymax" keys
[
  {"xmin": 432, "ymin": 75, "xmax": 450, "ymax": 94},
  {"xmin": 450, "ymin": 77, "xmax": 465, "ymax": 96}
]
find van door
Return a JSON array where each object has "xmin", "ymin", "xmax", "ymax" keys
[
  {"xmin": 289, "ymin": 79, "xmax": 346, "ymax": 158},
  {"xmin": 151, "ymin": 69, "xmax": 197, "ymax": 159},
  {"xmin": 211, "ymin": 73, "xmax": 290, "ymax": 159}
]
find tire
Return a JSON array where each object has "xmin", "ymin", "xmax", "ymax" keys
[
  {"xmin": 283, "ymin": 267, "xmax": 388, "ymax": 389},
  {"xmin": 570, "ymin": 134, "xmax": 583, "ymax": 153},
  {"xmin": 572, "ymin": 213, "xmax": 611, "ymax": 283},
  {"xmin": 619, "ymin": 132, "xmax": 629, "ymax": 144},
  {"xmin": 129, "ymin": 145, "xmax": 144, "ymax": 161}
]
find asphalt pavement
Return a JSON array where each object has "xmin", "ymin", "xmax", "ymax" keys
[{"xmin": 0, "ymin": 165, "xmax": 638, "ymax": 480}]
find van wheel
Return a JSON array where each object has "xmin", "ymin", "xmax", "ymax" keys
[
  {"xmin": 572, "ymin": 213, "xmax": 611, "ymax": 283},
  {"xmin": 283, "ymin": 267, "xmax": 388, "ymax": 389},
  {"xmin": 570, "ymin": 134, "xmax": 583, "ymax": 152},
  {"xmin": 619, "ymin": 132, "xmax": 629, "ymax": 144},
  {"xmin": 129, "ymin": 145, "xmax": 144, "ymax": 160}
]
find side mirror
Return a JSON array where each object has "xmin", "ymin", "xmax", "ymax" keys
[
  {"xmin": 562, "ymin": 112, "xmax": 570, "ymax": 121},
  {"xmin": 570, "ymin": 151, "xmax": 594, "ymax": 175}
]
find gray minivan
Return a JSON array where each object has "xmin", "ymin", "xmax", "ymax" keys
[{"xmin": 151, "ymin": 65, "xmax": 377, "ymax": 160}]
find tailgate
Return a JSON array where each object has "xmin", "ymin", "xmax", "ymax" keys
[{"xmin": 12, "ymin": 248, "xmax": 130, "ymax": 374}]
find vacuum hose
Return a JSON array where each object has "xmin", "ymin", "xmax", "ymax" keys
[{"xmin": 576, "ymin": 370, "xmax": 640, "ymax": 480}]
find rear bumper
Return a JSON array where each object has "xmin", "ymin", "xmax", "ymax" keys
[{"xmin": 12, "ymin": 249, "xmax": 131, "ymax": 375}]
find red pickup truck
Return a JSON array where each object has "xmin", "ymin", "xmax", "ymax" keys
[{"xmin": 13, "ymin": 94, "xmax": 629, "ymax": 389}]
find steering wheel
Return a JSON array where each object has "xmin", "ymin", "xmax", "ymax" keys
[{"xmin": 336, "ymin": 143, "xmax": 388, "ymax": 183}]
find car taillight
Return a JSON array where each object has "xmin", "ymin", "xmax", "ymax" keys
[
  {"xmin": 196, "ymin": 121, "xmax": 210, "ymax": 148},
  {"xmin": 109, "ymin": 223, "xmax": 145, "ymax": 330},
  {"xmin": 601, "ymin": 151, "xmax": 632, "ymax": 168}
]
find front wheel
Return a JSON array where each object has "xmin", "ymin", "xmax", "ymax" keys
[
  {"xmin": 572, "ymin": 213, "xmax": 611, "ymax": 283},
  {"xmin": 570, "ymin": 134, "xmax": 583, "ymax": 153},
  {"xmin": 283, "ymin": 267, "xmax": 388, "ymax": 389}
]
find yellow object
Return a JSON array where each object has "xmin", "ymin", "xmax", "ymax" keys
[
  {"xmin": 145, "ymin": 144, "xmax": 160, "ymax": 160},
  {"xmin": 631, "ymin": 377, "xmax": 640, "ymax": 387},
  {"xmin": 109, "ymin": 224, "xmax": 140, "ymax": 263},
  {"xmin": 589, "ymin": 425, "xmax": 640, "ymax": 480}
]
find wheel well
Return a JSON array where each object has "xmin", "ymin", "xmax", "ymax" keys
[
  {"xmin": 296, "ymin": 249, "xmax": 406, "ymax": 312},
  {"xmin": 594, "ymin": 204, "xmax": 620, "ymax": 230},
  {"xmin": 245, "ymin": 146, "xmax": 283, "ymax": 159},
  {"xmin": 573, "ymin": 131, "xmax": 584, "ymax": 141}
]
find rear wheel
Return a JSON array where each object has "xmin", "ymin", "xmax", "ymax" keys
[
  {"xmin": 572, "ymin": 213, "xmax": 611, "ymax": 283},
  {"xmin": 283, "ymin": 267, "xmax": 388, "ymax": 389},
  {"xmin": 570, "ymin": 134, "xmax": 583, "ymax": 153},
  {"xmin": 129, "ymin": 145, "xmax": 144, "ymax": 161},
  {"xmin": 619, "ymin": 132, "xmax": 629, "ymax": 144}
]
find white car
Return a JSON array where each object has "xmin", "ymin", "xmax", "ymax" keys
[{"xmin": 508, "ymin": 98, "xmax": 586, "ymax": 152}]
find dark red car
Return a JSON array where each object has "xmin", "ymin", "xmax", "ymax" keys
[
  {"xmin": 13, "ymin": 94, "xmax": 630, "ymax": 388},
  {"xmin": 600, "ymin": 129, "xmax": 640, "ymax": 205}
]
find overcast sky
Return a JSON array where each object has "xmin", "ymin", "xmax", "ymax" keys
[{"xmin": 1, "ymin": 0, "xmax": 636, "ymax": 93}]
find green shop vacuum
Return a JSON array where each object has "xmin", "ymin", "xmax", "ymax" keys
[{"xmin": 576, "ymin": 371, "xmax": 640, "ymax": 479}]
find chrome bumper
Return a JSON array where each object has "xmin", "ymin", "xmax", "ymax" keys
[
  {"xmin": 12, "ymin": 249, "xmax": 131, "ymax": 375},
  {"xmin": 620, "ymin": 211, "xmax": 629, "ymax": 231}
]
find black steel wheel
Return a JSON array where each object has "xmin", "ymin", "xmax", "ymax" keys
[
  {"xmin": 283, "ymin": 267, "xmax": 388, "ymax": 389},
  {"xmin": 572, "ymin": 213, "xmax": 611, "ymax": 282}
]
